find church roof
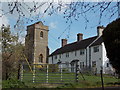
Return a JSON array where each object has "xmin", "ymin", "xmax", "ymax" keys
[
  {"xmin": 27, "ymin": 21, "xmax": 44, "ymax": 28},
  {"xmin": 49, "ymin": 36, "xmax": 103, "ymax": 56}
]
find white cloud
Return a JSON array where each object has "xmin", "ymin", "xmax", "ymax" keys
[
  {"xmin": 0, "ymin": 11, "xmax": 9, "ymax": 27},
  {"xmin": 49, "ymin": 22, "xmax": 57, "ymax": 29},
  {"xmin": 0, "ymin": 16, "xmax": 9, "ymax": 27},
  {"xmin": 0, "ymin": 2, "xmax": 9, "ymax": 27}
]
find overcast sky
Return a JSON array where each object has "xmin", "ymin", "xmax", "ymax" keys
[{"xmin": 1, "ymin": 1, "xmax": 118, "ymax": 53}]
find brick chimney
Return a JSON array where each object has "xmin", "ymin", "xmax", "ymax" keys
[
  {"xmin": 62, "ymin": 39, "xmax": 67, "ymax": 47},
  {"xmin": 77, "ymin": 33, "xmax": 83, "ymax": 41},
  {"xmin": 97, "ymin": 26, "xmax": 105, "ymax": 37}
]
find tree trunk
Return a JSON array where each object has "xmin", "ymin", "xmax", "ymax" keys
[
  {"xmin": 5, "ymin": 71, "xmax": 9, "ymax": 80},
  {"xmin": 17, "ymin": 64, "xmax": 21, "ymax": 80}
]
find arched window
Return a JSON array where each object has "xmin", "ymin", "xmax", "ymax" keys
[
  {"xmin": 40, "ymin": 31, "xmax": 43, "ymax": 38},
  {"xmin": 39, "ymin": 54, "xmax": 43, "ymax": 63}
]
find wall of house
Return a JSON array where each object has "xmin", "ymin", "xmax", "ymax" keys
[
  {"xmin": 49, "ymin": 43, "xmax": 114, "ymax": 74},
  {"xmin": 49, "ymin": 49, "xmax": 87, "ymax": 70},
  {"xmin": 90, "ymin": 45, "xmax": 102, "ymax": 73},
  {"xmin": 102, "ymin": 43, "xmax": 114, "ymax": 74}
]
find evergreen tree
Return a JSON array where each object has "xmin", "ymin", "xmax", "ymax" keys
[{"xmin": 103, "ymin": 18, "xmax": 120, "ymax": 77}]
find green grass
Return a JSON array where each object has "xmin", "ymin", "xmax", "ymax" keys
[
  {"xmin": 76, "ymin": 74, "xmax": 119, "ymax": 88},
  {"xmin": 23, "ymin": 71, "xmax": 75, "ymax": 83},
  {"xmin": 20, "ymin": 70, "xmax": 120, "ymax": 88},
  {"xmin": 2, "ymin": 71, "xmax": 120, "ymax": 88}
]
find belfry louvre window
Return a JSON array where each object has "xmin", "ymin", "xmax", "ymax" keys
[
  {"xmin": 40, "ymin": 31, "xmax": 43, "ymax": 38},
  {"xmin": 39, "ymin": 54, "xmax": 43, "ymax": 63}
]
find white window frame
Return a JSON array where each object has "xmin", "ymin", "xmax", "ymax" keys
[
  {"xmin": 80, "ymin": 49, "xmax": 85, "ymax": 55},
  {"xmin": 93, "ymin": 46, "xmax": 99, "ymax": 53}
]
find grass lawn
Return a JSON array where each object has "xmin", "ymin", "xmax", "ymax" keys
[
  {"xmin": 2, "ymin": 70, "xmax": 120, "ymax": 88},
  {"xmin": 23, "ymin": 71, "xmax": 76, "ymax": 83}
]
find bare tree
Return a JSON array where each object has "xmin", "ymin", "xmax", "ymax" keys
[{"xmin": 1, "ymin": 1, "xmax": 119, "ymax": 26}]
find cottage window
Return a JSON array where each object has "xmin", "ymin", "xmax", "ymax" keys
[
  {"xmin": 40, "ymin": 31, "xmax": 43, "ymax": 38},
  {"xmin": 39, "ymin": 54, "xmax": 43, "ymax": 63},
  {"xmin": 80, "ymin": 62, "xmax": 84, "ymax": 68},
  {"xmin": 52, "ymin": 56, "xmax": 53, "ymax": 64},
  {"xmin": 66, "ymin": 53, "xmax": 69, "ymax": 57},
  {"xmin": 59, "ymin": 54, "xmax": 61, "ymax": 58},
  {"xmin": 65, "ymin": 62, "xmax": 69, "ymax": 68},
  {"xmin": 80, "ymin": 49, "xmax": 85, "ymax": 55},
  {"xmin": 93, "ymin": 46, "xmax": 99, "ymax": 52},
  {"xmin": 82, "ymin": 62, "xmax": 84, "ymax": 68},
  {"xmin": 55, "ymin": 55, "xmax": 57, "ymax": 59},
  {"xmin": 75, "ymin": 51, "xmax": 77, "ymax": 56},
  {"xmin": 107, "ymin": 63, "xmax": 109, "ymax": 67}
]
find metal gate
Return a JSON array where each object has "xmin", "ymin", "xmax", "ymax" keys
[{"xmin": 20, "ymin": 62, "xmax": 79, "ymax": 84}]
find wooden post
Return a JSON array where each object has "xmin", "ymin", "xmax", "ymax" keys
[
  {"xmin": 100, "ymin": 68, "xmax": 104, "ymax": 90},
  {"xmin": 17, "ymin": 64, "xmax": 21, "ymax": 80},
  {"xmin": 33, "ymin": 65, "xmax": 35, "ymax": 83},
  {"xmin": 46, "ymin": 64, "xmax": 49, "ymax": 83},
  {"xmin": 60, "ymin": 64, "xmax": 63, "ymax": 81},
  {"xmin": 20, "ymin": 64, "xmax": 23, "ymax": 81},
  {"xmin": 75, "ymin": 62, "xmax": 79, "ymax": 82}
]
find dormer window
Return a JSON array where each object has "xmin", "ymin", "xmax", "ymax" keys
[{"xmin": 40, "ymin": 31, "xmax": 43, "ymax": 38}]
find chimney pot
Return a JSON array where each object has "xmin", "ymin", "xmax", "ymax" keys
[
  {"xmin": 97, "ymin": 26, "xmax": 105, "ymax": 37},
  {"xmin": 77, "ymin": 33, "xmax": 83, "ymax": 41},
  {"xmin": 61, "ymin": 39, "xmax": 67, "ymax": 47}
]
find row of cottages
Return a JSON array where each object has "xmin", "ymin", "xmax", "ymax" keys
[{"xmin": 49, "ymin": 26, "xmax": 114, "ymax": 74}]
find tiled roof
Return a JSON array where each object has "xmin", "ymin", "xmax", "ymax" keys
[
  {"xmin": 49, "ymin": 36, "xmax": 103, "ymax": 56},
  {"xmin": 90, "ymin": 36, "xmax": 103, "ymax": 47}
]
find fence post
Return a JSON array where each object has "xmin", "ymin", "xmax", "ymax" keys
[
  {"xmin": 20, "ymin": 64, "xmax": 23, "ymax": 82},
  {"xmin": 33, "ymin": 65, "xmax": 35, "ymax": 83},
  {"xmin": 46, "ymin": 64, "xmax": 49, "ymax": 83},
  {"xmin": 60, "ymin": 64, "xmax": 63, "ymax": 81},
  {"xmin": 100, "ymin": 67, "xmax": 104, "ymax": 90},
  {"xmin": 75, "ymin": 61, "xmax": 79, "ymax": 82}
]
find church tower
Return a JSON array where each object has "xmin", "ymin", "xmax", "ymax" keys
[{"xmin": 25, "ymin": 21, "xmax": 49, "ymax": 64}]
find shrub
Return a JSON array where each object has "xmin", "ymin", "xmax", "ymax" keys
[
  {"xmin": 62, "ymin": 68, "xmax": 69, "ymax": 72},
  {"xmin": 34, "ymin": 64, "xmax": 59, "ymax": 72},
  {"xmin": 48, "ymin": 64, "xmax": 59, "ymax": 72},
  {"xmin": 2, "ymin": 78, "xmax": 28, "ymax": 88}
]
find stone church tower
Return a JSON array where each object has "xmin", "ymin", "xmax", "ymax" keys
[{"xmin": 25, "ymin": 21, "xmax": 49, "ymax": 64}]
